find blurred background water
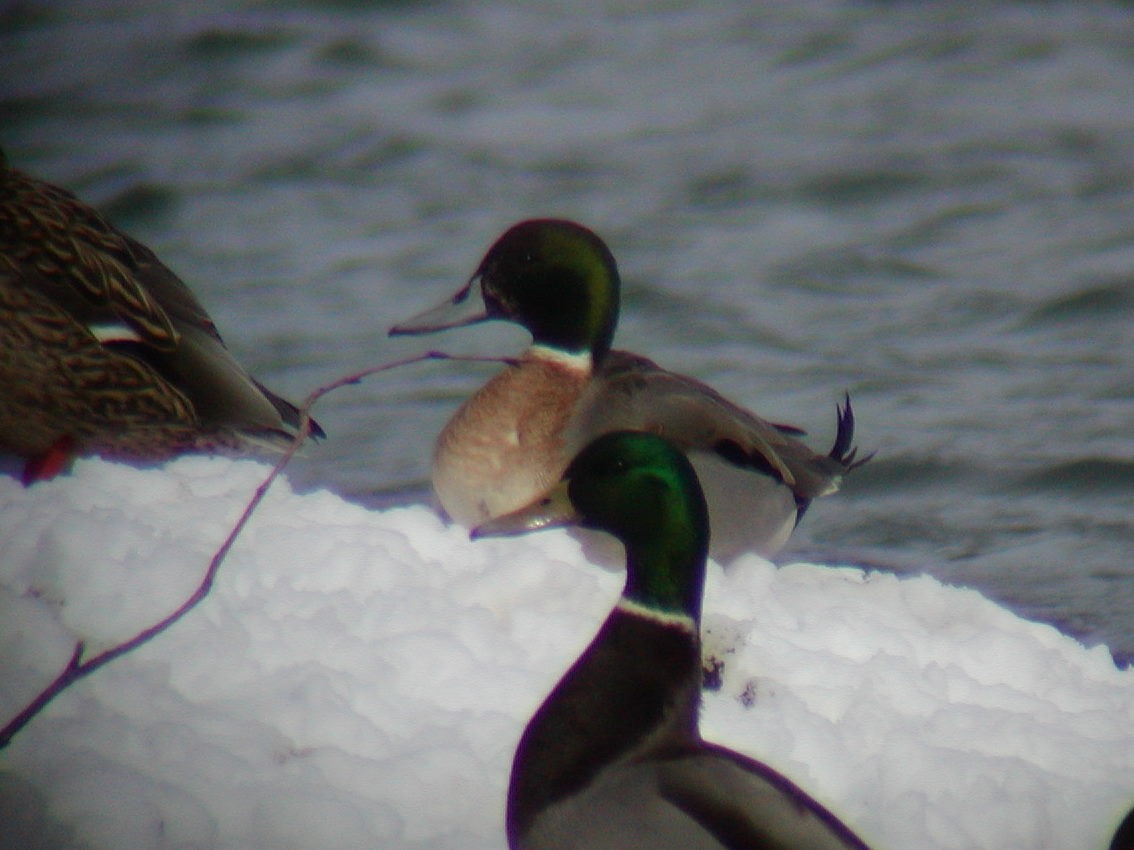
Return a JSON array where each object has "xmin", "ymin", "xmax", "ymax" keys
[{"xmin": 3, "ymin": 0, "xmax": 1133, "ymax": 661}]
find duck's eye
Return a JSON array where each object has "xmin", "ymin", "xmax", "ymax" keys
[{"xmin": 601, "ymin": 458, "xmax": 627, "ymax": 475}]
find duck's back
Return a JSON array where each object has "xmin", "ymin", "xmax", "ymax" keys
[
  {"xmin": 564, "ymin": 350, "xmax": 848, "ymax": 559},
  {"xmin": 517, "ymin": 749, "xmax": 872, "ymax": 850},
  {"xmin": 0, "ymin": 162, "xmax": 306, "ymax": 464}
]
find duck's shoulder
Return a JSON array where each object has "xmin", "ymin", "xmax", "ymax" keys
[
  {"xmin": 642, "ymin": 741, "xmax": 874, "ymax": 850},
  {"xmin": 516, "ymin": 735, "xmax": 873, "ymax": 850},
  {"xmin": 586, "ymin": 350, "xmax": 781, "ymax": 432}
]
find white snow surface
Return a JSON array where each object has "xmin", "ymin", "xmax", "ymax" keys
[{"xmin": 0, "ymin": 457, "xmax": 1132, "ymax": 850}]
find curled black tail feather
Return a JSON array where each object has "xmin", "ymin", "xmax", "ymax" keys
[
  {"xmin": 830, "ymin": 393, "xmax": 856, "ymax": 464},
  {"xmin": 830, "ymin": 393, "xmax": 873, "ymax": 471},
  {"xmin": 795, "ymin": 393, "xmax": 873, "ymax": 523}
]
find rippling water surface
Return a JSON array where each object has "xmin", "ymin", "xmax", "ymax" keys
[{"xmin": 4, "ymin": 0, "xmax": 1134, "ymax": 658}]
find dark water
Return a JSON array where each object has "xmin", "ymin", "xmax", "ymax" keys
[{"xmin": 4, "ymin": 0, "xmax": 1134, "ymax": 659}]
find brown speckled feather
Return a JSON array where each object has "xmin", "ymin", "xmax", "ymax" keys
[
  {"xmin": 1, "ymin": 165, "xmax": 184, "ymax": 346},
  {"xmin": 0, "ymin": 156, "xmax": 319, "ymax": 476}
]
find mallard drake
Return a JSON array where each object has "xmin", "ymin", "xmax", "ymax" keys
[
  {"xmin": 390, "ymin": 218, "xmax": 865, "ymax": 560},
  {"xmin": 0, "ymin": 154, "xmax": 322, "ymax": 483},
  {"xmin": 473, "ymin": 431, "xmax": 874, "ymax": 850}
]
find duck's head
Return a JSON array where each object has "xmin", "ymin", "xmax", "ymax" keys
[
  {"xmin": 473, "ymin": 431, "xmax": 709, "ymax": 621},
  {"xmin": 390, "ymin": 219, "xmax": 621, "ymax": 362}
]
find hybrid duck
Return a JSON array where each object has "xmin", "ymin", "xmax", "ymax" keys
[{"xmin": 391, "ymin": 218, "xmax": 864, "ymax": 560}]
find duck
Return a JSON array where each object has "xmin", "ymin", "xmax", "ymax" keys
[
  {"xmin": 390, "ymin": 218, "xmax": 865, "ymax": 560},
  {"xmin": 472, "ymin": 430, "xmax": 874, "ymax": 850},
  {"xmin": 0, "ymin": 152, "xmax": 323, "ymax": 484}
]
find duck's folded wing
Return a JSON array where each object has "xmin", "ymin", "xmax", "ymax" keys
[
  {"xmin": 1, "ymin": 167, "xmax": 182, "ymax": 349},
  {"xmin": 575, "ymin": 351, "xmax": 847, "ymax": 498},
  {"xmin": 118, "ymin": 235, "xmax": 321, "ymax": 439},
  {"xmin": 654, "ymin": 746, "xmax": 873, "ymax": 850},
  {"xmin": 1, "ymin": 168, "xmax": 319, "ymax": 443}
]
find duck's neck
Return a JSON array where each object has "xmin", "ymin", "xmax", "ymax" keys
[
  {"xmin": 622, "ymin": 533, "xmax": 706, "ymax": 625},
  {"xmin": 525, "ymin": 343, "xmax": 594, "ymax": 373},
  {"xmin": 506, "ymin": 609, "xmax": 702, "ymax": 845}
]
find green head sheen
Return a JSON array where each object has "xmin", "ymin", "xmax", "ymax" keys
[
  {"xmin": 565, "ymin": 432, "xmax": 709, "ymax": 620},
  {"xmin": 475, "ymin": 219, "xmax": 620, "ymax": 360}
]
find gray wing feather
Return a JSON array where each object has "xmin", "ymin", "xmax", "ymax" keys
[{"xmin": 570, "ymin": 351, "xmax": 847, "ymax": 498}]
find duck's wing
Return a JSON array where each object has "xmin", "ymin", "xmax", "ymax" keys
[
  {"xmin": 119, "ymin": 232, "xmax": 322, "ymax": 440},
  {"xmin": 0, "ymin": 166, "xmax": 182, "ymax": 348},
  {"xmin": 0, "ymin": 165, "xmax": 319, "ymax": 442},
  {"xmin": 573, "ymin": 351, "xmax": 855, "ymax": 500},
  {"xmin": 652, "ymin": 744, "xmax": 874, "ymax": 850}
]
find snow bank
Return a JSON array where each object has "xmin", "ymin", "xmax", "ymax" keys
[{"xmin": 1, "ymin": 457, "xmax": 1131, "ymax": 850}]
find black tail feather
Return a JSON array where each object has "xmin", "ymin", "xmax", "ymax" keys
[
  {"xmin": 830, "ymin": 393, "xmax": 873, "ymax": 471},
  {"xmin": 795, "ymin": 393, "xmax": 873, "ymax": 524}
]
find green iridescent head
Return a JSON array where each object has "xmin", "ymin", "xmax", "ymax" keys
[
  {"xmin": 390, "ymin": 219, "xmax": 621, "ymax": 362},
  {"xmin": 474, "ymin": 431, "xmax": 709, "ymax": 621}
]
